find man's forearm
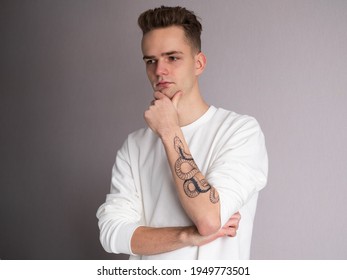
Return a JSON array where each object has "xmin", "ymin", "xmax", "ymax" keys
[
  {"xmin": 131, "ymin": 225, "xmax": 195, "ymax": 256},
  {"xmin": 160, "ymin": 127, "xmax": 221, "ymax": 236}
]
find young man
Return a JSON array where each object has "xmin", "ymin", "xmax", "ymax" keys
[{"xmin": 96, "ymin": 6, "xmax": 268, "ymax": 260}]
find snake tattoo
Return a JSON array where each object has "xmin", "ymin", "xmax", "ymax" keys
[{"xmin": 174, "ymin": 136, "xmax": 219, "ymax": 204}]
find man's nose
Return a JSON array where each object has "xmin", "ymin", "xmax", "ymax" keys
[{"xmin": 155, "ymin": 60, "xmax": 168, "ymax": 76}]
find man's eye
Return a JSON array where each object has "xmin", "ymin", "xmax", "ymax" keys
[
  {"xmin": 145, "ymin": 59, "xmax": 156, "ymax": 65},
  {"xmin": 169, "ymin": 56, "xmax": 178, "ymax": 61}
]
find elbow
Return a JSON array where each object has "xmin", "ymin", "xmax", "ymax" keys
[{"xmin": 196, "ymin": 217, "xmax": 221, "ymax": 236}]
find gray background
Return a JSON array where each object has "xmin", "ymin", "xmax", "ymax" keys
[{"xmin": 1, "ymin": 0, "xmax": 346, "ymax": 259}]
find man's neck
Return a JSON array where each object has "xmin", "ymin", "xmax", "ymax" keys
[{"xmin": 177, "ymin": 94, "xmax": 209, "ymax": 127}]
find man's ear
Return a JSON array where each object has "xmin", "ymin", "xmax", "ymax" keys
[{"xmin": 195, "ymin": 52, "xmax": 207, "ymax": 76}]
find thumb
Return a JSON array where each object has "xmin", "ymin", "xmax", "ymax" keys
[{"xmin": 171, "ymin": 91, "xmax": 182, "ymax": 109}]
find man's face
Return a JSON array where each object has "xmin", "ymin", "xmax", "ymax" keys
[{"xmin": 141, "ymin": 26, "xmax": 200, "ymax": 99}]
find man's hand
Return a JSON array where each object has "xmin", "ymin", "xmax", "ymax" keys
[
  {"xmin": 144, "ymin": 91, "xmax": 182, "ymax": 137},
  {"xmin": 189, "ymin": 212, "xmax": 241, "ymax": 247}
]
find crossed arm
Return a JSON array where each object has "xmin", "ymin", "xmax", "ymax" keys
[
  {"xmin": 131, "ymin": 215, "xmax": 240, "ymax": 255},
  {"xmin": 130, "ymin": 91, "xmax": 240, "ymax": 255}
]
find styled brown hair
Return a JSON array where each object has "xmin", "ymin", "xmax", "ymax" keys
[{"xmin": 138, "ymin": 6, "xmax": 202, "ymax": 53}]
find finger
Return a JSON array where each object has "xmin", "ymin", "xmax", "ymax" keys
[
  {"xmin": 223, "ymin": 217, "xmax": 240, "ymax": 229},
  {"xmin": 226, "ymin": 227, "xmax": 237, "ymax": 237},
  {"xmin": 219, "ymin": 227, "xmax": 237, "ymax": 237},
  {"xmin": 233, "ymin": 212, "xmax": 241, "ymax": 221},
  {"xmin": 171, "ymin": 91, "xmax": 182, "ymax": 109},
  {"xmin": 223, "ymin": 221, "xmax": 238, "ymax": 230},
  {"xmin": 154, "ymin": 91, "xmax": 165, "ymax": 100},
  {"xmin": 227, "ymin": 212, "xmax": 241, "ymax": 221},
  {"xmin": 223, "ymin": 212, "xmax": 240, "ymax": 224}
]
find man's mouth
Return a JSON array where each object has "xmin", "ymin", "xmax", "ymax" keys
[{"xmin": 155, "ymin": 81, "xmax": 173, "ymax": 89}]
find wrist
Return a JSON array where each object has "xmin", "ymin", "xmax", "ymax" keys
[
  {"xmin": 178, "ymin": 226, "xmax": 199, "ymax": 247},
  {"xmin": 159, "ymin": 126, "xmax": 181, "ymax": 143},
  {"xmin": 179, "ymin": 226, "xmax": 202, "ymax": 247}
]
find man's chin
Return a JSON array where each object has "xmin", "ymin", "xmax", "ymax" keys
[{"xmin": 159, "ymin": 88, "xmax": 178, "ymax": 99}]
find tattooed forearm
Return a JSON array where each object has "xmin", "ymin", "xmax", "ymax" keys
[{"xmin": 174, "ymin": 136, "xmax": 219, "ymax": 204}]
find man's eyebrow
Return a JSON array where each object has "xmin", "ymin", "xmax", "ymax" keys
[
  {"xmin": 143, "ymin": 51, "xmax": 184, "ymax": 60},
  {"xmin": 163, "ymin": 51, "xmax": 184, "ymax": 56},
  {"xmin": 143, "ymin": 55, "xmax": 156, "ymax": 60}
]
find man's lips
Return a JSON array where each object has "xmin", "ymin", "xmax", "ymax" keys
[{"xmin": 155, "ymin": 81, "xmax": 173, "ymax": 89}]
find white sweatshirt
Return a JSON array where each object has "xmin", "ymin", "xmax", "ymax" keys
[{"xmin": 96, "ymin": 106, "xmax": 268, "ymax": 259}]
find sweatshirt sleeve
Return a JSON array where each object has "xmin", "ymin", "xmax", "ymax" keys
[
  {"xmin": 96, "ymin": 137, "xmax": 143, "ymax": 255},
  {"xmin": 205, "ymin": 116, "xmax": 268, "ymax": 226}
]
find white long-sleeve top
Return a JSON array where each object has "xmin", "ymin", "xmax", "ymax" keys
[{"xmin": 96, "ymin": 106, "xmax": 268, "ymax": 259}]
